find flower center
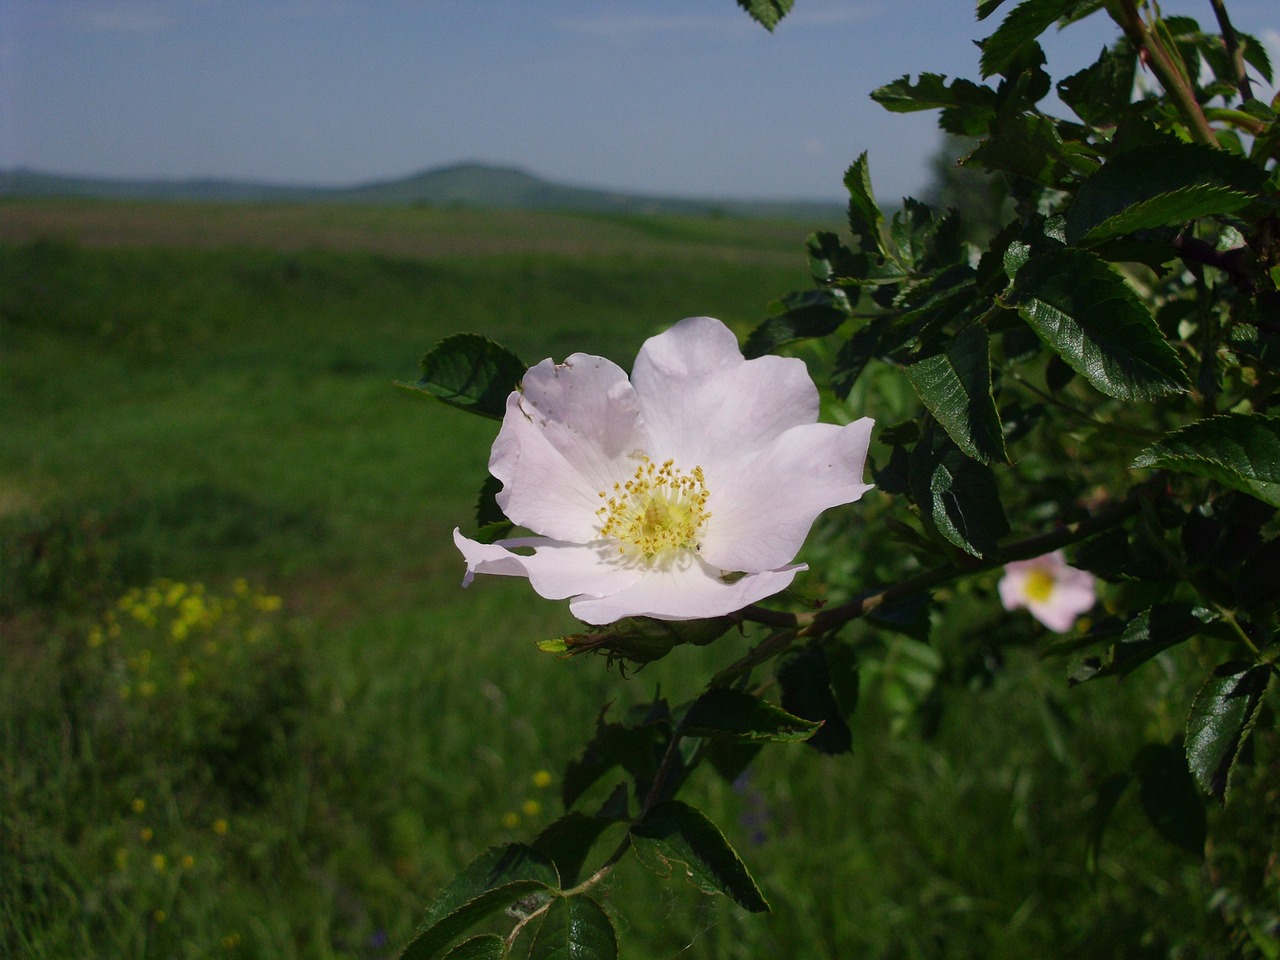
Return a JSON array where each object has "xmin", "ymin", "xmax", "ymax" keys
[
  {"xmin": 1024, "ymin": 569, "xmax": 1055, "ymax": 603},
  {"xmin": 597, "ymin": 456, "xmax": 710, "ymax": 561}
]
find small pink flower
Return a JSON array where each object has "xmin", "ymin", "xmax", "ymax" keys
[
  {"xmin": 998, "ymin": 550, "xmax": 1096, "ymax": 633},
  {"xmin": 454, "ymin": 316, "xmax": 874, "ymax": 625}
]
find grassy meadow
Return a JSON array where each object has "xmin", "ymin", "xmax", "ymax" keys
[{"xmin": 1, "ymin": 200, "xmax": 1228, "ymax": 959}]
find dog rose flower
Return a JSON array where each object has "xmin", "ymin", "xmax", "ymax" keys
[
  {"xmin": 998, "ymin": 550, "xmax": 1096, "ymax": 633},
  {"xmin": 454, "ymin": 316, "xmax": 874, "ymax": 624}
]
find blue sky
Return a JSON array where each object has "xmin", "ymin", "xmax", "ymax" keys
[{"xmin": 2, "ymin": 1, "xmax": 1277, "ymax": 203}]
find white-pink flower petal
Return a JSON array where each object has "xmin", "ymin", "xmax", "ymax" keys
[
  {"xmin": 453, "ymin": 529, "xmax": 643, "ymax": 601},
  {"xmin": 630, "ymin": 315, "xmax": 823, "ymax": 468},
  {"xmin": 488, "ymin": 353, "xmax": 646, "ymax": 543},
  {"xmin": 567, "ymin": 558, "xmax": 806, "ymax": 625},
  {"xmin": 998, "ymin": 551, "xmax": 1096, "ymax": 633},
  {"xmin": 698, "ymin": 418, "xmax": 874, "ymax": 573}
]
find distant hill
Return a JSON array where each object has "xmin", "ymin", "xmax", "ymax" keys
[{"xmin": 0, "ymin": 162, "xmax": 843, "ymax": 220}]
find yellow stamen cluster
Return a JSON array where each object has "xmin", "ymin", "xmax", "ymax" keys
[
  {"xmin": 1024, "ymin": 569, "xmax": 1056, "ymax": 603},
  {"xmin": 597, "ymin": 456, "xmax": 710, "ymax": 561}
]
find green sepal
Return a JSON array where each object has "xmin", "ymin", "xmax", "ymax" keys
[
  {"xmin": 678, "ymin": 687, "xmax": 821, "ymax": 743},
  {"xmin": 400, "ymin": 844, "xmax": 558, "ymax": 960},
  {"xmin": 630, "ymin": 801, "xmax": 769, "ymax": 913},
  {"xmin": 1133, "ymin": 413, "xmax": 1280, "ymax": 507},
  {"xmin": 1003, "ymin": 247, "xmax": 1189, "ymax": 401},
  {"xmin": 1185, "ymin": 661, "xmax": 1273, "ymax": 802},
  {"xmin": 546, "ymin": 616, "xmax": 736, "ymax": 665},
  {"xmin": 905, "ymin": 323, "xmax": 1007, "ymax": 465},
  {"xmin": 528, "ymin": 895, "xmax": 618, "ymax": 960},
  {"xmin": 401, "ymin": 334, "xmax": 526, "ymax": 420}
]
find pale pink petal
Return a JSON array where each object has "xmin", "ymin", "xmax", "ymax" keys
[
  {"xmin": 568, "ymin": 557, "xmax": 805, "ymax": 624},
  {"xmin": 1027, "ymin": 598, "xmax": 1082, "ymax": 634},
  {"xmin": 697, "ymin": 418, "xmax": 874, "ymax": 572},
  {"xmin": 997, "ymin": 569, "xmax": 1029, "ymax": 611},
  {"xmin": 630, "ymin": 316, "xmax": 822, "ymax": 468},
  {"xmin": 489, "ymin": 353, "xmax": 648, "ymax": 542},
  {"xmin": 453, "ymin": 529, "xmax": 642, "ymax": 600}
]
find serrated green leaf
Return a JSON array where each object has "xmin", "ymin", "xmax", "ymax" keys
[
  {"xmin": 1133, "ymin": 414, "xmax": 1280, "ymax": 507},
  {"xmin": 528, "ymin": 895, "xmax": 617, "ymax": 960},
  {"xmin": 844, "ymin": 153, "xmax": 885, "ymax": 255},
  {"xmin": 905, "ymin": 324, "xmax": 1007, "ymax": 465},
  {"xmin": 909, "ymin": 428, "xmax": 1009, "ymax": 558},
  {"xmin": 631, "ymin": 801, "xmax": 769, "ymax": 913},
  {"xmin": 979, "ymin": 0, "xmax": 1074, "ymax": 78},
  {"xmin": 1065, "ymin": 142, "xmax": 1266, "ymax": 245},
  {"xmin": 440, "ymin": 935, "xmax": 505, "ymax": 960},
  {"xmin": 1186, "ymin": 662, "xmax": 1273, "ymax": 801},
  {"xmin": 403, "ymin": 334, "xmax": 526, "ymax": 420},
  {"xmin": 532, "ymin": 814, "xmax": 618, "ymax": 887},
  {"xmin": 977, "ymin": 0, "xmax": 1008, "ymax": 21},
  {"xmin": 1069, "ymin": 604, "xmax": 1215, "ymax": 684},
  {"xmin": 1004, "ymin": 248, "xmax": 1188, "ymax": 401},
  {"xmin": 401, "ymin": 844, "xmax": 558, "ymax": 960},
  {"xmin": 777, "ymin": 647, "xmax": 852, "ymax": 754},
  {"xmin": 679, "ymin": 687, "xmax": 821, "ymax": 743},
  {"xmin": 563, "ymin": 711, "xmax": 669, "ymax": 810},
  {"xmin": 735, "ymin": 0, "xmax": 794, "ymax": 30},
  {"xmin": 1057, "ymin": 44, "xmax": 1137, "ymax": 125},
  {"xmin": 744, "ymin": 290, "xmax": 848, "ymax": 358},
  {"xmin": 966, "ymin": 114, "xmax": 1066, "ymax": 185},
  {"xmin": 1133, "ymin": 742, "xmax": 1205, "ymax": 857},
  {"xmin": 870, "ymin": 73, "xmax": 997, "ymax": 117}
]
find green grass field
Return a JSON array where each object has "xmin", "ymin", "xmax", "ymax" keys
[{"xmin": 1, "ymin": 200, "xmax": 1231, "ymax": 959}]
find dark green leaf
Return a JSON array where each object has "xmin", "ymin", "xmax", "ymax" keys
[
  {"xmin": 1186, "ymin": 662, "xmax": 1273, "ymax": 801},
  {"xmin": 979, "ymin": 0, "xmax": 1074, "ymax": 78},
  {"xmin": 966, "ymin": 114, "xmax": 1066, "ymax": 185},
  {"xmin": 528, "ymin": 895, "xmax": 617, "ymax": 960},
  {"xmin": 532, "ymin": 813, "xmax": 618, "ymax": 887},
  {"xmin": 631, "ymin": 801, "xmax": 769, "ymax": 912},
  {"xmin": 905, "ymin": 324, "xmax": 1007, "ymax": 465},
  {"xmin": 403, "ymin": 334, "xmax": 526, "ymax": 420},
  {"xmin": 977, "ymin": 0, "xmax": 1007, "ymax": 20},
  {"xmin": 1057, "ymin": 44, "xmax": 1137, "ymax": 125},
  {"xmin": 440, "ymin": 936, "xmax": 505, "ymax": 960},
  {"xmin": 844, "ymin": 154, "xmax": 886, "ymax": 254},
  {"xmin": 402, "ymin": 844, "xmax": 558, "ymax": 960},
  {"xmin": 777, "ymin": 647, "xmax": 852, "ymax": 754},
  {"xmin": 563, "ymin": 709, "xmax": 670, "ymax": 810},
  {"xmin": 832, "ymin": 323, "xmax": 882, "ymax": 399},
  {"xmin": 866, "ymin": 593, "xmax": 932, "ymax": 642},
  {"xmin": 870, "ymin": 74, "xmax": 997, "ymax": 132},
  {"xmin": 1133, "ymin": 414, "xmax": 1280, "ymax": 507},
  {"xmin": 679, "ymin": 687, "xmax": 821, "ymax": 743},
  {"xmin": 1069, "ymin": 604, "xmax": 1215, "ymax": 684},
  {"xmin": 806, "ymin": 231, "xmax": 859, "ymax": 287},
  {"xmin": 744, "ymin": 290, "xmax": 848, "ymax": 358},
  {"xmin": 735, "ymin": 0, "xmax": 794, "ymax": 31},
  {"xmin": 1085, "ymin": 772, "xmax": 1133, "ymax": 877},
  {"xmin": 1004, "ymin": 248, "xmax": 1189, "ymax": 400},
  {"xmin": 1065, "ymin": 143, "xmax": 1266, "ymax": 245},
  {"xmin": 1133, "ymin": 742, "xmax": 1205, "ymax": 857},
  {"xmin": 909, "ymin": 427, "xmax": 1009, "ymax": 558}
]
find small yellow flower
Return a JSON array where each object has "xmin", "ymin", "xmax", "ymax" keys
[
  {"xmin": 87, "ymin": 627, "xmax": 104, "ymax": 648},
  {"xmin": 131, "ymin": 798, "xmax": 147, "ymax": 814},
  {"xmin": 212, "ymin": 818, "xmax": 229, "ymax": 835},
  {"xmin": 151, "ymin": 853, "xmax": 167, "ymax": 872},
  {"xmin": 255, "ymin": 594, "xmax": 282, "ymax": 612},
  {"xmin": 140, "ymin": 827, "xmax": 154, "ymax": 842},
  {"xmin": 531, "ymin": 770, "xmax": 553, "ymax": 789},
  {"xmin": 139, "ymin": 681, "xmax": 157, "ymax": 697},
  {"xmin": 153, "ymin": 909, "xmax": 167, "ymax": 923},
  {"xmin": 521, "ymin": 799, "xmax": 542, "ymax": 818},
  {"xmin": 115, "ymin": 848, "xmax": 130, "ymax": 871},
  {"xmin": 222, "ymin": 933, "xmax": 242, "ymax": 949},
  {"xmin": 171, "ymin": 620, "xmax": 189, "ymax": 642},
  {"xmin": 501, "ymin": 812, "xmax": 519, "ymax": 829},
  {"xmin": 181, "ymin": 854, "xmax": 195, "ymax": 870}
]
